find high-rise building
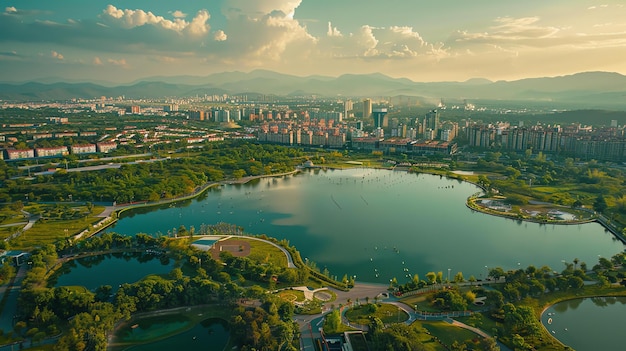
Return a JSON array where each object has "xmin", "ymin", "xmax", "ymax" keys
[
  {"xmin": 372, "ymin": 108, "xmax": 388, "ymax": 129},
  {"xmin": 425, "ymin": 110, "xmax": 439, "ymax": 130},
  {"xmin": 344, "ymin": 100, "xmax": 353, "ymax": 118},
  {"xmin": 363, "ymin": 99, "xmax": 372, "ymax": 119},
  {"xmin": 424, "ymin": 110, "xmax": 439, "ymax": 139},
  {"xmin": 189, "ymin": 110, "xmax": 207, "ymax": 121}
]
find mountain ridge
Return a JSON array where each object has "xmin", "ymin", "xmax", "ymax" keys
[{"xmin": 1, "ymin": 71, "xmax": 625, "ymax": 109}]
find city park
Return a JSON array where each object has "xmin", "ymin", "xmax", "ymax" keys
[{"xmin": 1, "ymin": 143, "xmax": 626, "ymax": 350}]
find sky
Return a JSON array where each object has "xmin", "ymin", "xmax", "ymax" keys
[{"xmin": 1, "ymin": 0, "xmax": 626, "ymax": 83}]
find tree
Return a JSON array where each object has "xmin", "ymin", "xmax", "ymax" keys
[
  {"xmin": 479, "ymin": 337, "xmax": 500, "ymax": 351},
  {"xmin": 454, "ymin": 272, "xmax": 464, "ymax": 283},
  {"xmin": 323, "ymin": 309, "xmax": 341, "ymax": 334},
  {"xmin": 232, "ymin": 169, "xmax": 246, "ymax": 179},
  {"xmin": 593, "ymin": 194, "xmax": 607, "ymax": 213},
  {"xmin": 512, "ymin": 334, "xmax": 527, "ymax": 350},
  {"xmin": 425, "ymin": 272, "xmax": 437, "ymax": 284}
]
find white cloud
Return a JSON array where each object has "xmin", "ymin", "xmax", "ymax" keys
[
  {"xmin": 491, "ymin": 17, "xmax": 560, "ymax": 40},
  {"xmin": 213, "ymin": 0, "xmax": 315, "ymax": 63},
  {"xmin": 185, "ymin": 10, "xmax": 210, "ymax": 36},
  {"xmin": 100, "ymin": 5, "xmax": 209, "ymax": 36},
  {"xmin": 327, "ymin": 22, "xmax": 342, "ymax": 37},
  {"xmin": 93, "ymin": 56, "xmax": 103, "ymax": 65},
  {"xmin": 318, "ymin": 24, "xmax": 442, "ymax": 59},
  {"xmin": 107, "ymin": 58, "xmax": 129, "ymax": 67},
  {"xmin": 222, "ymin": 0, "xmax": 302, "ymax": 20},
  {"xmin": 214, "ymin": 30, "xmax": 227, "ymax": 41},
  {"xmin": 51, "ymin": 50, "xmax": 64, "ymax": 60},
  {"xmin": 171, "ymin": 10, "xmax": 187, "ymax": 18},
  {"xmin": 5, "ymin": 6, "xmax": 17, "ymax": 14}
]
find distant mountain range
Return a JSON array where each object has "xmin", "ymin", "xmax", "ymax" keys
[{"xmin": 1, "ymin": 70, "xmax": 625, "ymax": 109}]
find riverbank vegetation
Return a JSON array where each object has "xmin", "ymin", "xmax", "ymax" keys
[
  {"xmin": 4, "ymin": 141, "xmax": 626, "ymax": 349},
  {"xmin": 0, "ymin": 140, "xmax": 303, "ymax": 205},
  {"xmin": 7, "ymin": 232, "xmax": 312, "ymax": 350}
]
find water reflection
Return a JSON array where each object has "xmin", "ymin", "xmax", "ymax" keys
[
  {"xmin": 107, "ymin": 169, "xmax": 625, "ymax": 283},
  {"xmin": 52, "ymin": 253, "xmax": 174, "ymax": 291},
  {"xmin": 543, "ymin": 297, "xmax": 626, "ymax": 350}
]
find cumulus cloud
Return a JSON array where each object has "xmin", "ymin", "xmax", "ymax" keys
[
  {"xmin": 185, "ymin": 10, "xmax": 210, "ymax": 36},
  {"xmin": 212, "ymin": 0, "xmax": 315, "ymax": 63},
  {"xmin": 4, "ymin": 1, "xmax": 625, "ymax": 82},
  {"xmin": 171, "ymin": 10, "xmax": 187, "ymax": 18},
  {"xmin": 327, "ymin": 22, "xmax": 342, "ymax": 37},
  {"xmin": 214, "ymin": 30, "xmax": 227, "ymax": 41},
  {"xmin": 319, "ymin": 24, "xmax": 442, "ymax": 59},
  {"xmin": 222, "ymin": 0, "xmax": 302, "ymax": 20},
  {"xmin": 100, "ymin": 5, "xmax": 209, "ymax": 36},
  {"xmin": 51, "ymin": 50, "xmax": 64, "ymax": 60},
  {"xmin": 102, "ymin": 5, "xmax": 187, "ymax": 31}
]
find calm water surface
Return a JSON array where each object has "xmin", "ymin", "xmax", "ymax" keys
[
  {"xmin": 542, "ymin": 297, "xmax": 626, "ymax": 350},
  {"xmin": 53, "ymin": 253, "xmax": 173, "ymax": 290},
  {"xmin": 108, "ymin": 168, "xmax": 625, "ymax": 283},
  {"xmin": 124, "ymin": 318, "xmax": 229, "ymax": 351}
]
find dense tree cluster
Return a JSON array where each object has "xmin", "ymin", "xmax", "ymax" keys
[
  {"xmin": 230, "ymin": 297, "xmax": 298, "ymax": 351},
  {"xmin": 369, "ymin": 323, "xmax": 427, "ymax": 351},
  {"xmin": 0, "ymin": 140, "xmax": 303, "ymax": 203},
  {"xmin": 472, "ymin": 153, "xmax": 626, "ymax": 218},
  {"xmin": 10, "ymin": 231, "xmax": 306, "ymax": 350}
]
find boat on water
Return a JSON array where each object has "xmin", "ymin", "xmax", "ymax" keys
[{"xmin": 548, "ymin": 318, "xmax": 553, "ymax": 324}]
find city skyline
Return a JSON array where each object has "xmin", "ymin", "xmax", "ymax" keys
[{"xmin": 1, "ymin": 0, "xmax": 626, "ymax": 83}]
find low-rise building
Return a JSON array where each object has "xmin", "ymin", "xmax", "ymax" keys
[
  {"xmin": 97, "ymin": 142, "xmax": 118, "ymax": 153},
  {"xmin": 35, "ymin": 146, "xmax": 69, "ymax": 157},
  {"xmin": 5, "ymin": 149, "xmax": 34, "ymax": 159},
  {"xmin": 71, "ymin": 144, "xmax": 97, "ymax": 154}
]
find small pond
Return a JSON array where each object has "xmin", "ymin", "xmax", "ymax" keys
[
  {"xmin": 121, "ymin": 317, "xmax": 229, "ymax": 351},
  {"xmin": 542, "ymin": 296, "xmax": 626, "ymax": 350},
  {"xmin": 51, "ymin": 252, "xmax": 174, "ymax": 291}
]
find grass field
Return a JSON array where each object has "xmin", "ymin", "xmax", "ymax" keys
[
  {"xmin": 344, "ymin": 303, "xmax": 409, "ymax": 325},
  {"xmin": 277, "ymin": 289, "xmax": 306, "ymax": 302},
  {"xmin": 240, "ymin": 238, "xmax": 288, "ymax": 268},
  {"xmin": 417, "ymin": 320, "xmax": 479, "ymax": 347},
  {"xmin": 10, "ymin": 216, "xmax": 99, "ymax": 249},
  {"xmin": 0, "ymin": 226, "xmax": 18, "ymax": 241},
  {"xmin": 8, "ymin": 206, "xmax": 105, "ymax": 249}
]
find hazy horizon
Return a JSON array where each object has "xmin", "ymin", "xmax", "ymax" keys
[{"xmin": 1, "ymin": 1, "xmax": 626, "ymax": 83}]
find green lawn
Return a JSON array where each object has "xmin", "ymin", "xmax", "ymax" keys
[
  {"xmin": 10, "ymin": 217, "xmax": 99, "ymax": 249},
  {"xmin": 417, "ymin": 320, "xmax": 479, "ymax": 347},
  {"xmin": 345, "ymin": 303, "xmax": 409, "ymax": 325},
  {"xmin": 8, "ymin": 206, "xmax": 105, "ymax": 249},
  {"xmin": 0, "ymin": 226, "xmax": 18, "ymax": 241},
  {"xmin": 277, "ymin": 289, "xmax": 306, "ymax": 303},
  {"xmin": 241, "ymin": 238, "xmax": 288, "ymax": 268}
]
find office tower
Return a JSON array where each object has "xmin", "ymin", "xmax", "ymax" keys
[
  {"xmin": 363, "ymin": 98, "xmax": 372, "ymax": 119},
  {"xmin": 344, "ymin": 100, "xmax": 353, "ymax": 118},
  {"xmin": 372, "ymin": 108, "xmax": 388, "ymax": 129}
]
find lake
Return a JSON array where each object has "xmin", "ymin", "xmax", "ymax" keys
[
  {"xmin": 542, "ymin": 296, "xmax": 626, "ymax": 350},
  {"xmin": 52, "ymin": 252, "xmax": 174, "ymax": 291},
  {"xmin": 121, "ymin": 317, "xmax": 229, "ymax": 351},
  {"xmin": 108, "ymin": 168, "xmax": 625, "ymax": 284}
]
